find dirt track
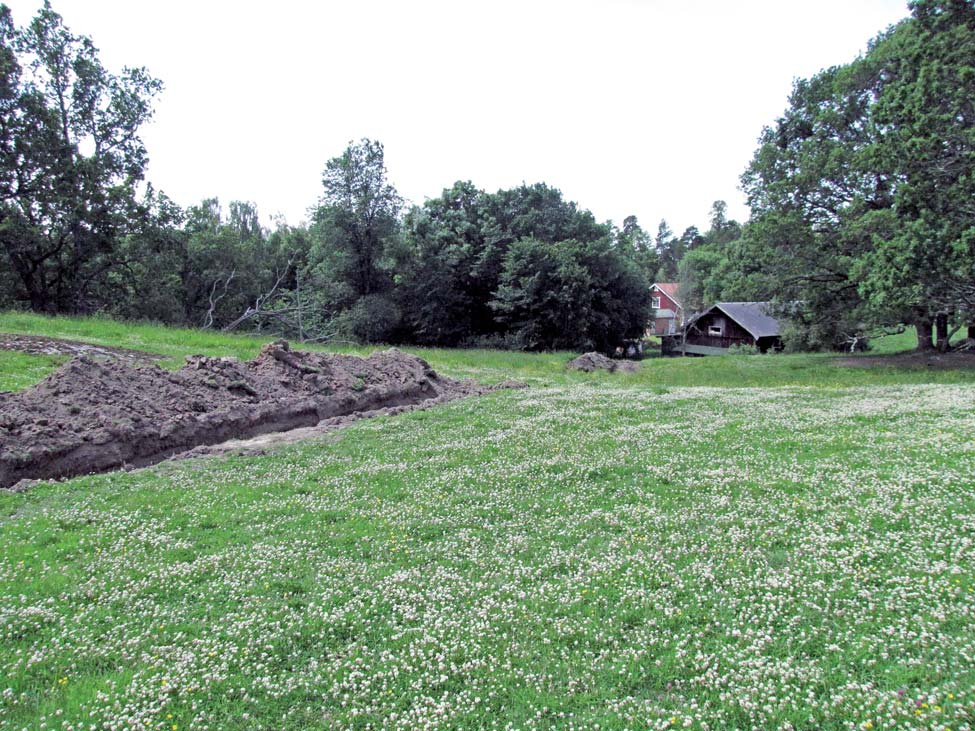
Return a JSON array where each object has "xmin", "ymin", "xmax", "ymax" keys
[
  {"xmin": 0, "ymin": 342, "xmax": 521, "ymax": 489},
  {"xmin": 0, "ymin": 333, "xmax": 165, "ymax": 364},
  {"xmin": 836, "ymin": 349, "xmax": 975, "ymax": 370}
]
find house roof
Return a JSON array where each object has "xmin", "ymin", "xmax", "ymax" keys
[
  {"xmin": 652, "ymin": 282, "xmax": 681, "ymax": 306},
  {"xmin": 711, "ymin": 302, "xmax": 781, "ymax": 339}
]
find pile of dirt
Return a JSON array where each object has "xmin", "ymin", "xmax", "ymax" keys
[
  {"xmin": 0, "ymin": 333, "xmax": 164, "ymax": 364},
  {"xmin": 567, "ymin": 352, "xmax": 640, "ymax": 373},
  {"xmin": 0, "ymin": 342, "xmax": 522, "ymax": 489}
]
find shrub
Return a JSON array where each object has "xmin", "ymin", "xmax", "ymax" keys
[
  {"xmin": 726, "ymin": 343, "xmax": 760, "ymax": 355},
  {"xmin": 333, "ymin": 295, "xmax": 402, "ymax": 343}
]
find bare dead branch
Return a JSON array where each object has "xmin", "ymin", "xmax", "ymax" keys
[
  {"xmin": 837, "ymin": 323, "xmax": 906, "ymax": 352},
  {"xmin": 222, "ymin": 256, "xmax": 293, "ymax": 333},
  {"xmin": 202, "ymin": 269, "xmax": 236, "ymax": 330}
]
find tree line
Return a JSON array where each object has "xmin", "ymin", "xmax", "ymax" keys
[
  {"xmin": 0, "ymin": 0, "xmax": 972, "ymax": 353},
  {"xmin": 0, "ymin": 4, "xmax": 658, "ymax": 351},
  {"xmin": 680, "ymin": 0, "xmax": 975, "ymax": 352}
]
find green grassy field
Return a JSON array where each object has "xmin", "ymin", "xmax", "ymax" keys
[{"xmin": 1, "ymin": 314, "xmax": 974, "ymax": 730}]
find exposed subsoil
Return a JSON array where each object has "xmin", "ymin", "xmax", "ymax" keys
[
  {"xmin": 836, "ymin": 347, "xmax": 975, "ymax": 370},
  {"xmin": 567, "ymin": 352, "xmax": 640, "ymax": 373},
  {"xmin": 0, "ymin": 342, "xmax": 524, "ymax": 490},
  {"xmin": 0, "ymin": 333, "xmax": 165, "ymax": 364}
]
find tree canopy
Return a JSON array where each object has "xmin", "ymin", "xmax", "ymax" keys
[
  {"xmin": 734, "ymin": 0, "xmax": 975, "ymax": 350},
  {"xmin": 0, "ymin": 2, "xmax": 161, "ymax": 312},
  {"xmin": 397, "ymin": 180, "xmax": 650, "ymax": 349}
]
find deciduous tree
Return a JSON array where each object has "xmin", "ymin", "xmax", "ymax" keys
[
  {"xmin": 310, "ymin": 138, "xmax": 403, "ymax": 301},
  {"xmin": 617, "ymin": 215, "xmax": 659, "ymax": 282},
  {"xmin": 492, "ymin": 236, "xmax": 651, "ymax": 351},
  {"xmin": 0, "ymin": 2, "xmax": 161, "ymax": 312},
  {"xmin": 738, "ymin": 0, "xmax": 975, "ymax": 351},
  {"xmin": 857, "ymin": 0, "xmax": 975, "ymax": 349}
]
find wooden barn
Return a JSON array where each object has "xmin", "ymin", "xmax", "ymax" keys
[{"xmin": 662, "ymin": 302, "xmax": 783, "ymax": 356}]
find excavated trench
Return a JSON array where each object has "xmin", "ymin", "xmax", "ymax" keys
[{"xmin": 0, "ymin": 342, "xmax": 519, "ymax": 489}]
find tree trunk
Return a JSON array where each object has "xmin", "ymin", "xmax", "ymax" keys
[
  {"xmin": 969, "ymin": 324, "xmax": 975, "ymax": 340},
  {"xmin": 916, "ymin": 315, "xmax": 935, "ymax": 351},
  {"xmin": 936, "ymin": 312, "xmax": 950, "ymax": 352},
  {"xmin": 24, "ymin": 272, "xmax": 51, "ymax": 313},
  {"xmin": 28, "ymin": 291, "xmax": 47, "ymax": 313}
]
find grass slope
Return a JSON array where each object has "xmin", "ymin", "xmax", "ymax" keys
[
  {"xmin": 0, "ymin": 312, "xmax": 970, "ymax": 392},
  {"xmin": 0, "ymin": 314, "xmax": 974, "ymax": 730}
]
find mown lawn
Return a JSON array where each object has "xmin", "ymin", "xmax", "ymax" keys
[{"xmin": 1, "ymin": 314, "xmax": 974, "ymax": 730}]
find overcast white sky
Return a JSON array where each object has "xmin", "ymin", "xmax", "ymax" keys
[{"xmin": 5, "ymin": 0, "xmax": 910, "ymax": 234}]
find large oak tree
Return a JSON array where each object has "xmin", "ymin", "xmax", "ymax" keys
[
  {"xmin": 739, "ymin": 0, "xmax": 975, "ymax": 350},
  {"xmin": 0, "ymin": 2, "xmax": 161, "ymax": 312}
]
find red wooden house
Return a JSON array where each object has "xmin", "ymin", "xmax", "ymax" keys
[{"xmin": 648, "ymin": 282, "xmax": 683, "ymax": 336}]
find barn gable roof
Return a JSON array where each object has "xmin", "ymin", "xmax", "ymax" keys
[
  {"xmin": 652, "ymin": 282, "xmax": 681, "ymax": 305},
  {"xmin": 711, "ymin": 302, "xmax": 781, "ymax": 339}
]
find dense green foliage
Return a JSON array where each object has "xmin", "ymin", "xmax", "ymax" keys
[
  {"xmin": 0, "ymin": 2, "xmax": 161, "ymax": 312},
  {"xmin": 492, "ymin": 237, "xmax": 650, "ymax": 351},
  {"xmin": 637, "ymin": 0, "xmax": 975, "ymax": 353},
  {"xmin": 304, "ymin": 139, "xmax": 404, "ymax": 342},
  {"xmin": 725, "ymin": 0, "xmax": 975, "ymax": 351},
  {"xmin": 398, "ymin": 180, "xmax": 650, "ymax": 349},
  {"xmin": 861, "ymin": 0, "xmax": 975, "ymax": 347},
  {"xmin": 0, "ymin": 5, "xmax": 652, "ymax": 352},
  {"xmin": 675, "ymin": 201, "xmax": 745, "ymax": 313}
]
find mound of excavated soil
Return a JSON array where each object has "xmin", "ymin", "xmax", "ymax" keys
[
  {"xmin": 0, "ymin": 342, "xmax": 521, "ymax": 489},
  {"xmin": 567, "ymin": 352, "xmax": 640, "ymax": 373}
]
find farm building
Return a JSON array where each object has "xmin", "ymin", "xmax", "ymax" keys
[
  {"xmin": 662, "ymin": 302, "xmax": 783, "ymax": 356},
  {"xmin": 648, "ymin": 283, "xmax": 683, "ymax": 336}
]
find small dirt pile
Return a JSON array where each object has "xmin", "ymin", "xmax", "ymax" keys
[
  {"xmin": 567, "ymin": 352, "xmax": 640, "ymax": 373},
  {"xmin": 0, "ymin": 342, "xmax": 519, "ymax": 489}
]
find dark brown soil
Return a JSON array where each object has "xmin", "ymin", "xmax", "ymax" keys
[
  {"xmin": 0, "ymin": 341, "xmax": 522, "ymax": 489},
  {"xmin": 0, "ymin": 333, "xmax": 165, "ymax": 363},
  {"xmin": 836, "ymin": 348, "xmax": 975, "ymax": 370},
  {"xmin": 567, "ymin": 352, "xmax": 640, "ymax": 373}
]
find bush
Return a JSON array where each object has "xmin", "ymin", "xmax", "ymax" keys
[
  {"xmin": 457, "ymin": 332, "xmax": 527, "ymax": 350},
  {"xmin": 333, "ymin": 295, "xmax": 402, "ymax": 343},
  {"xmin": 491, "ymin": 237, "xmax": 651, "ymax": 352},
  {"xmin": 726, "ymin": 343, "xmax": 760, "ymax": 355}
]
